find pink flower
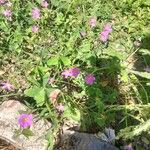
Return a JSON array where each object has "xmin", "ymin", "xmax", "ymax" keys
[
  {"xmin": 32, "ymin": 8, "xmax": 40, "ymax": 19},
  {"xmin": 56, "ymin": 103, "xmax": 64, "ymax": 112},
  {"xmin": 61, "ymin": 69, "xmax": 72, "ymax": 78},
  {"xmin": 61, "ymin": 67, "xmax": 80, "ymax": 78},
  {"xmin": 49, "ymin": 89, "xmax": 61, "ymax": 103},
  {"xmin": 0, "ymin": 0, "xmax": 5, "ymax": 5},
  {"xmin": 18, "ymin": 114, "xmax": 33, "ymax": 128},
  {"xmin": 41, "ymin": 0, "xmax": 49, "ymax": 8},
  {"xmin": 144, "ymin": 67, "xmax": 150, "ymax": 72},
  {"xmin": 89, "ymin": 17, "xmax": 96, "ymax": 28},
  {"xmin": 85, "ymin": 74, "xmax": 95, "ymax": 85},
  {"xmin": 32, "ymin": 25, "xmax": 39, "ymax": 33},
  {"xmin": 3, "ymin": 9, "xmax": 12, "ymax": 18},
  {"xmin": 104, "ymin": 24, "xmax": 112, "ymax": 33},
  {"xmin": 0, "ymin": 81, "xmax": 13, "ymax": 91},
  {"xmin": 100, "ymin": 31, "xmax": 109, "ymax": 42},
  {"xmin": 99, "ymin": 23, "xmax": 112, "ymax": 42}
]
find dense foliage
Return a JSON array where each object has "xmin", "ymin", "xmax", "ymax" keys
[{"xmin": 0, "ymin": 0, "xmax": 150, "ymax": 149}]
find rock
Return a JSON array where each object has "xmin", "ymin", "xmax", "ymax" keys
[
  {"xmin": 0, "ymin": 100, "xmax": 51, "ymax": 150},
  {"xmin": 57, "ymin": 129, "xmax": 118, "ymax": 150}
]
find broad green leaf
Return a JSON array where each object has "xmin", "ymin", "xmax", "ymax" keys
[
  {"xmin": 60, "ymin": 56, "xmax": 71, "ymax": 66},
  {"xmin": 42, "ymin": 73, "xmax": 50, "ymax": 87},
  {"xmin": 24, "ymin": 87, "xmax": 45, "ymax": 106},
  {"xmin": 34, "ymin": 88, "xmax": 45, "ymax": 106},
  {"xmin": 24, "ymin": 86, "xmax": 42, "ymax": 98},
  {"xmin": 38, "ymin": 66, "xmax": 49, "ymax": 74},
  {"xmin": 22, "ymin": 129, "xmax": 34, "ymax": 138},
  {"xmin": 63, "ymin": 107, "xmax": 80, "ymax": 122},
  {"xmin": 47, "ymin": 57, "xmax": 59, "ymax": 66}
]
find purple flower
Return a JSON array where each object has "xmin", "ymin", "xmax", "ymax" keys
[
  {"xmin": 0, "ymin": 82, "xmax": 13, "ymax": 91},
  {"xmin": 18, "ymin": 114, "xmax": 33, "ymax": 128},
  {"xmin": 61, "ymin": 67, "xmax": 80, "ymax": 78},
  {"xmin": 32, "ymin": 25, "xmax": 39, "ymax": 33},
  {"xmin": 89, "ymin": 17, "xmax": 96, "ymax": 28},
  {"xmin": 80, "ymin": 31, "xmax": 86, "ymax": 38},
  {"xmin": 70, "ymin": 67, "xmax": 80, "ymax": 77},
  {"xmin": 85, "ymin": 74, "xmax": 95, "ymax": 85},
  {"xmin": 32, "ymin": 8, "xmax": 40, "ymax": 19},
  {"xmin": 41, "ymin": 0, "xmax": 49, "ymax": 8},
  {"xmin": 124, "ymin": 145, "xmax": 133, "ymax": 150},
  {"xmin": 104, "ymin": 24, "xmax": 112, "ymax": 33},
  {"xmin": 144, "ymin": 67, "xmax": 150, "ymax": 72},
  {"xmin": 100, "ymin": 31, "xmax": 109, "ymax": 42},
  {"xmin": 56, "ymin": 103, "xmax": 64, "ymax": 112}
]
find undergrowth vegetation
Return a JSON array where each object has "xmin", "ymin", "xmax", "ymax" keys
[{"xmin": 0, "ymin": 0, "xmax": 150, "ymax": 149}]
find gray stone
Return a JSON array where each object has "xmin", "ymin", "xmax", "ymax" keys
[{"xmin": 57, "ymin": 128, "xmax": 118, "ymax": 150}]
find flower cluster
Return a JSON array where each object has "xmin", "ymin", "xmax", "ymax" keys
[
  {"xmin": 88, "ymin": 17, "xmax": 112, "ymax": 42},
  {"xmin": 61, "ymin": 67, "xmax": 95, "ymax": 85},
  {"xmin": 1, "ymin": 1, "xmax": 49, "ymax": 32},
  {"xmin": 31, "ymin": 1, "xmax": 48, "ymax": 33}
]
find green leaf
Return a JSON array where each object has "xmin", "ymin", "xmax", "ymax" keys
[
  {"xmin": 63, "ymin": 107, "xmax": 80, "ymax": 122},
  {"xmin": 47, "ymin": 57, "xmax": 59, "ymax": 66},
  {"xmin": 24, "ymin": 87, "xmax": 45, "ymax": 106},
  {"xmin": 42, "ymin": 74, "xmax": 50, "ymax": 87},
  {"xmin": 38, "ymin": 66, "xmax": 49, "ymax": 75},
  {"xmin": 22, "ymin": 129, "xmax": 34, "ymax": 138},
  {"xmin": 60, "ymin": 56, "xmax": 71, "ymax": 66},
  {"xmin": 50, "ymin": 0, "xmax": 60, "ymax": 7},
  {"xmin": 34, "ymin": 88, "xmax": 45, "ymax": 106},
  {"xmin": 80, "ymin": 42, "xmax": 91, "ymax": 52},
  {"xmin": 24, "ymin": 86, "xmax": 42, "ymax": 97}
]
